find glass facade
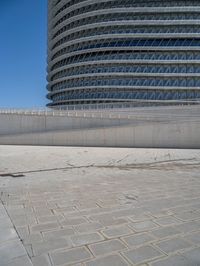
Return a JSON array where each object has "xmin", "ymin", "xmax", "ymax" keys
[{"xmin": 47, "ymin": 0, "xmax": 200, "ymax": 106}]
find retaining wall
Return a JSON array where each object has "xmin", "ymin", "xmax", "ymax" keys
[{"xmin": 0, "ymin": 108, "xmax": 199, "ymax": 148}]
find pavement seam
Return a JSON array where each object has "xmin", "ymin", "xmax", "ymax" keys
[{"xmin": 0, "ymin": 197, "xmax": 33, "ymax": 265}]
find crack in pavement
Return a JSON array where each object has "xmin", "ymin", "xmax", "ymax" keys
[
  {"xmin": 0, "ymin": 157, "xmax": 199, "ymax": 177},
  {"xmin": 0, "ymin": 198, "xmax": 33, "ymax": 263}
]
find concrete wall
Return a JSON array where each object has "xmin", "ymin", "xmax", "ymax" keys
[{"xmin": 0, "ymin": 108, "xmax": 200, "ymax": 148}]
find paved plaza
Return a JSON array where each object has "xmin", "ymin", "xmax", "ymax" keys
[{"xmin": 0, "ymin": 145, "xmax": 200, "ymax": 266}]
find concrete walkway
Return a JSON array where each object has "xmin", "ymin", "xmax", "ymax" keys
[
  {"xmin": 0, "ymin": 146, "xmax": 200, "ymax": 265},
  {"xmin": 0, "ymin": 201, "xmax": 32, "ymax": 265}
]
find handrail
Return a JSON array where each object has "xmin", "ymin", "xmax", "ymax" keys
[{"xmin": 0, "ymin": 100, "xmax": 200, "ymax": 121}]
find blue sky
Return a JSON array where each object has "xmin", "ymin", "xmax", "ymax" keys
[{"xmin": 0, "ymin": 0, "xmax": 48, "ymax": 108}]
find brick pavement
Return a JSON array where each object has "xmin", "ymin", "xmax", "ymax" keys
[{"xmin": 0, "ymin": 146, "xmax": 200, "ymax": 265}]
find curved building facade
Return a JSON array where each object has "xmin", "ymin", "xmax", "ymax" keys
[{"xmin": 47, "ymin": 0, "xmax": 200, "ymax": 107}]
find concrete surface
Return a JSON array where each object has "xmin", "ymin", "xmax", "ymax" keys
[
  {"xmin": 0, "ymin": 105, "xmax": 200, "ymax": 148},
  {"xmin": 0, "ymin": 145, "xmax": 200, "ymax": 265}
]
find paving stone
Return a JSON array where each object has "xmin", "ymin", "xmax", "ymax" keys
[
  {"xmin": 155, "ymin": 237, "xmax": 192, "ymax": 254},
  {"xmin": 183, "ymin": 231, "xmax": 200, "ymax": 245},
  {"xmin": 151, "ymin": 254, "xmax": 194, "ymax": 266},
  {"xmin": 89, "ymin": 213, "xmax": 114, "ymax": 222},
  {"xmin": 32, "ymin": 254, "xmax": 51, "ymax": 266},
  {"xmin": 37, "ymin": 215, "xmax": 60, "ymax": 223},
  {"xmin": 0, "ymin": 239, "xmax": 27, "ymax": 265},
  {"xmin": 42, "ymin": 227, "xmax": 75, "ymax": 240},
  {"xmin": 154, "ymin": 216, "xmax": 180, "ymax": 226},
  {"xmin": 24, "ymin": 244, "xmax": 34, "ymax": 258},
  {"xmin": 16, "ymin": 226, "xmax": 29, "ymax": 239},
  {"xmin": 151, "ymin": 226, "xmax": 181, "ymax": 239},
  {"xmin": 31, "ymin": 222, "xmax": 60, "ymax": 233},
  {"xmin": 34, "ymin": 209, "xmax": 53, "ymax": 217},
  {"xmin": 174, "ymin": 221, "xmax": 200, "ymax": 234},
  {"xmin": 61, "ymin": 217, "xmax": 87, "ymax": 226},
  {"xmin": 8, "ymin": 209, "xmax": 32, "ymax": 217},
  {"xmin": 9, "ymin": 216, "xmax": 37, "ymax": 227},
  {"xmin": 129, "ymin": 220, "xmax": 158, "ymax": 232},
  {"xmin": 32, "ymin": 238, "xmax": 70, "ymax": 256},
  {"xmin": 149, "ymin": 210, "xmax": 174, "ymax": 218},
  {"xmin": 174, "ymin": 211, "xmax": 200, "ymax": 221},
  {"xmin": 89, "ymin": 239, "xmax": 127, "ymax": 256},
  {"xmin": 77, "ymin": 203, "xmax": 98, "ymax": 210},
  {"xmin": 70, "ymin": 232, "xmax": 104, "ymax": 246},
  {"xmin": 6, "ymin": 255, "xmax": 33, "ymax": 266},
  {"xmin": 74, "ymin": 222, "xmax": 104, "ymax": 233},
  {"xmin": 122, "ymin": 233, "xmax": 155, "ymax": 247},
  {"xmin": 122, "ymin": 245, "xmax": 163, "ymax": 264},
  {"xmin": 55, "ymin": 204, "xmax": 76, "ymax": 210},
  {"xmin": 170, "ymin": 205, "xmax": 198, "ymax": 214},
  {"xmin": 6, "ymin": 205, "xmax": 24, "ymax": 211},
  {"xmin": 181, "ymin": 247, "xmax": 200, "ymax": 265},
  {"xmin": 112, "ymin": 208, "xmax": 141, "ymax": 219},
  {"xmin": 129, "ymin": 213, "xmax": 152, "ymax": 222},
  {"xmin": 50, "ymin": 247, "xmax": 92, "ymax": 265},
  {"xmin": 0, "ymin": 226, "xmax": 18, "ymax": 242},
  {"xmin": 1, "ymin": 146, "xmax": 200, "ymax": 265},
  {"xmin": 85, "ymin": 254, "xmax": 129, "ymax": 266},
  {"xmin": 31, "ymin": 202, "xmax": 47, "ymax": 208},
  {"xmin": 98, "ymin": 218, "xmax": 128, "ymax": 227},
  {"xmin": 22, "ymin": 233, "xmax": 43, "ymax": 244},
  {"xmin": 0, "ymin": 216, "xmax": 13, "ymax": 227},
  {"xmin": 102, "ymin": 225, "xmax": 133, "ymax": 238},
  {"xmin": 80, "ymin": 207, "xmax": 109, "ymax": 216}
]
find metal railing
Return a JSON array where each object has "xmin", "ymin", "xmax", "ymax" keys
[
  {"xmin": 49, "ymin": 99, "xmax": 200, "ymax": 110},
  {"xmin": 0, "ymin": 100, "xmax": 200, "ymax": 122}
]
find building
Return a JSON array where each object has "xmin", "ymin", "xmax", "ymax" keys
[{"xmin": 47, "ymin": 0, "xmax": 200, "ymax": 107}]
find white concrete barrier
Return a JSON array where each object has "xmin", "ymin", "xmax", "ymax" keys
[{"xmin": 0, "ymin": 106, "xmax": 200, "ymax": 148}]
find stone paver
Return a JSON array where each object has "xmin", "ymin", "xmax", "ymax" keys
[
  {"xmin": 61, "ymin": 217, "xmax": 88, "ymax": 226},
  {"xmin": 31, "ymin": 222, "xmax": 60, "ymax": 233},
  {"xmin": 22, "ymin": 232, "xmax": 43, "ymax": 245},
  {"xmin": 150, "ymin": 226, "xmax": 181, "ymax": 239},
  {"xmin": 74, "ymin": 222, "xmax": 103, "ymax": 233},
  {"xmin": 42, "ymin": 227, "xmax": 75, "ymax": 240},
  {"xmin": 181, "ymin": 247, "xmax": 200, "ymax": 265},
  {"xmin": 0, "ymin": 201, "xmax": 32, "ymax": 266},
  {"xmin": 0, "ymin": 239, "xmax": 29, "ymax": 265},
  {"xmin": 173, "ymin": 221, "xmax": 200, "ymax": 234},
  {"xmin": 174, "ymin": 211, "xmax": 200, "ymax": 222},
  {"xmin": 50, "ymin": 247, "xmax": 92, "ymax": 265},
  {"xmin": 122, "ymin": 232, "xmax": 156, "ymax": 247},
  {"xmin": 128, "ymin": 213, "xmax": 152, "ymax": 222},
  {"xmin": 151, "ymin": 254, "xmax": 194, "ymax": 266},
  {"xmin": 0, "ymin": 146, "xmax": 200, "ymax": 265},
  {"xmin": 122, "ymin": 245, "xmax": 163, "ymax": 264},
  {"xmin": 129, "ymin": 220, "xmax": 159, "ymax": 232},
  {"xmin": 6, "ymin": 256, "xmax": 33, "ymax": 266},
  {"xmin": 70, "ymin": 232, "xmax": 104, "ymax": 247},
  {"xmin": 0, "ymin": 226, "xmax": 18, "ymax": 242},
  {"xmin": 183, "ymin": 231, "xmax": 200, "ymax": 245},
  {"xmin": 155, "ymin": 237, "xmax": 192, "ymax": 254},
  {"xmin": 85, "ymin": 254, "xmax": 129, "ymax": 266},
  {"xmin": 102, "ymin": 225, "xmax": 132, "ymax": 238},
  {"xmin": 32, "ymin": 238, "xmax": 70, "ymax": 256},
  {"xmin": 88, "ymin": 239, "xmax": 127, "ymax": 256},
  {"xmin": 32, "ymin": 254, "xmax": 51, "ymax": 266},
  {"xmin": 154, "ymin": 216, "xmax": 180, "ymax": 226},
  {"xmin": 94, "ymin": 218, "xmax": 128, "ymax": 227}
]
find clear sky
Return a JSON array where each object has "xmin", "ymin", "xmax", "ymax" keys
[{"xmin": 0, "ymin": 0, "xmax": 48, "ymax": 108}]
